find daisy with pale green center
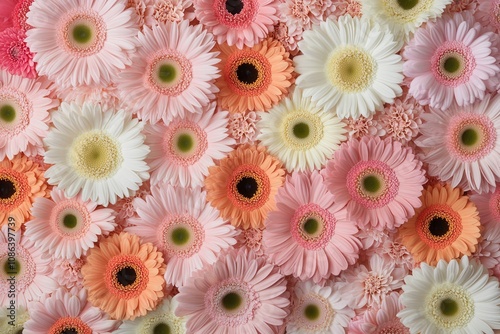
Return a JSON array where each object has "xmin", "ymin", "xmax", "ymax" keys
[
  {"xmin": 398, "ymin": 256, "xmax": 500, "ymax": 333},
  {"xmin": 44, "ymin": 102, "xmax": 150, "ymax": 206},
  {"xmin": 258, "ymin": 87, "xmax": 346, "ymax": 172},
  {"xmin": 294, "ymin": 15, "xmax": 403, "ymax": 119}
]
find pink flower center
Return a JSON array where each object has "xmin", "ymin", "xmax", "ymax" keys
[
  {"xmin": 376, "ymin": 319, "xmax": 410, "ymax": 334},
  {"xmin": 49, "ymin": 317, "xmax": 92, "ymax": 334},
  {"xmin": 489, "ymin": 188, "xmax": 500, "ymax": 222},
  {"xmin": 363, "ymin": 273, "xmax": 387, "ymax": 297},
  {"xmin": 346, "ymin": 160, "xmax": 399, "ymax": 209},
  {"xmin": 0, "ymin": 167, "xmax": 29, "ymax": 212},
  {"xmin": 213, "ymin": 0, "xmax": 258, "ymax": 28},
  {"xmin": 431, "ymin": 41, "xmax": 476, "ymax": 87},
  {"xmin": 224, "ymin": 50, "xmax": 272, "ymax": 97},
  {"xmin": 416, "ymin": 204, "xmax": 463, "ymax": 249},
  {"xmin": 488, "ymin": 3, "xmax": 500, "ymax": 31},
  {"xmin": 227, "ymin": 164, "xmax": 271, "ymax": 211},
  {"xmin": 163, "ymin": 120, "xmax": 208, "ymax": 166},
  {"xmin": 159, "ymin": 214, "xmax": 205, "ymax": 259},
  {"xmin": 446, "ymin": 113, "xmax": 496, "ymax": 162},
  {"xmin": 104, "ymin": 255, "xmax": 149, "ymax": 299},
  {"xmin": 0, "ymin": 86, "xmax": 31, "ymax": 135},
  {"xmin": 50, "ymin": 200, "xmax": 91, "ymax": 240},
  {"xmin": 146, "ymin": 50, "xmax": 193, "ymax": 96},
  {"xmin": 290, "ymin": 203, "xmax": 336, "ymax": 250}
]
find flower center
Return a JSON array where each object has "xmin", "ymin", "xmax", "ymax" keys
[
  {"xmin": 72, "ymin": 24, "xmax": 92, "ymax": 44},
  {"xmin": 153, "ymin": 323, "xmax": 171, "ymax": 334},
  {"xmin": 425, "ymin": 284, "xmax": 474, "ymax": 330},
  {"xmin": 303, "ymin": 218, "xmax": 319, "ymax": 235},
  {"xmin": 282, "ymin": 111, "xmax": 324, "ymax": 151},
  {"xmin": 0, "ymin": 170, "xmax": 29, "ymax": 212},
  {"xmin": 431, "ymin": 42, "xmax": 476, "ymax": 87},
  {"xmin": 176, "ymin": 133, "xmax": 194, "ymax": 153},
  {"xmin": 226, "ymin": 0, "xmax": 244, "ymax": 14},
  {"xmin": 226, "ymin": 51, "xmax": 272, "ymax": 96},
  {"xmin": 416, "ymin": 204, "xmax": 463, "ymax": 249},
  {"xmin": 290, "ymin": 203, "xmax": 336, "ymax": 250},
  {"xmin": 292, "ymin": 293, "xmax": 334, "ymax": 331},
  {"xmin": 59, "ymin": 9, "xmax": 106, "ymax": 57},
  {"xmin": 0, "ymin": 88, "xmax": 31, "ymax": 134},
  {"xmin": 0, "ymin": 104, "xmax": 16, "ymax": 123},
  {"xmin": 63, "ymin": 214, "xmax": 78, "ymax": 229},
  {"xmin": 304, "ymin": 304, "xmax": 320, "ymax": 320},
  {"xmin": 4, "ymin": 258, "xmax": 20, "ymax": 276},
  {"xmin": 222, "ymin": 292, "xmax": 243, "ymax": 311},
  {"xmin": 148, "ymin": 50, "xmax": 193, "ymax": 96},
  {"xmin": 228, "ymin": 165, "xmax": 271, "ymax": 211},
  {"xmin": 440, "ymin": 298, "xmax": 458, "ymax": 316},
  {"xmin": 116, "ymin": 266, "xmax": 137, "ymax": 286},
  {"xmin": 105, "ymin": 255, "xmax": 149, "ymax": 299},
  {"xmin": 236, "ymin": 176, "xmax": 258, "ymax": 199},
  {"xmin": 70, "ymin": 131, "xmax": 122, "ymax": 180},
  {"xmin": 363, "ymin": 175, "xmax": 381, "ymax": 194},
  {"xmin": 382, "ymin": 0, "xmax": 433, "ymax": 22},
  {"xmin": 161, "ymin": 214, "xmax": 204, "ymax": 259},
  {"xmin": 51, "ymin": 201, "xmax": 92, "ymax": 240},
  {"xmin": 0, "ymin": 178, "xmax": 16, "ymax": 200},
  {"xmin": 428, "ymin": 217, "xmax": 449, "ymax": 237},
  {"xmin": 236, "ymin": 63, "xmax": 258, "ymax": 85},
  {"xmin": 48, "ymin": 317, "xmax": 92, "ymax": 334},
  {"xmin": 293, "ymin": 122, "xmax": 310, "ymax": 139},
  {"xmin": 158, "ymin": 64, "xmax": 177, "ymax": 83},
  {"xmin": 164, "ymin": 121, "xmax": 208, "ymax": 166},
  {"xmin": 327, "ymin": 46, "xmax": 376, "ymax": 93},
  {"xmin": 397, "ymin": 0, "xmax": 418, "ymax": 10}
]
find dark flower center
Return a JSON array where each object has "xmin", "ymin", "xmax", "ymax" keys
[
  {"xmin": 0, "ymin": 105, "xmax": 16, "ymax": 123},
  {"xmin": 304, "ymin": 304, "xmax": 320, "ymax": 320},
  {"xmin": 362, "ymin": 175, "xmax": 381, "ymax": 193},
  {"xmin": 0, "ymin": 178, "xmax": 16, "ymax": 200},
  {"xmin": 61, "ymin": 328, "xmax": 78, "ymax": 334},
  {"xmin": 236, "ymin": 177, "xmax": 258, "ymax": 199},
  {"xmin": 153, "ymin": 323, "xmax": 171, "ymax": 334},
  {"xmin": 444, "ymin": 57, "xmax": 460, "ymax": 74},
  {"xmin": 72, "ymin": 24, "xmax": 92, "ymax": 44},
  {"xmin": 237, "ymin": 63, "xmax": 259, "ymax": 85},
  {"xmin": 221, "ymin": 292, "xmax": 242, "ymax": 310},
  {"xmin": 158, "ymin": 64, "xmax": 177, "ymax": 83},
  {"xmin": 171, "ymin": 227, "xmax": 190, "ymax": 246},
  {"xmin": 63, "ymin": 214, "xmax": 78, "ymax": 229},
  {"xmin": 177, "ymin": 133, "xmax": 194, "ymax": 152},
  {"xmin": 293, "ymin": 122, "xmax": 310, "ymax": 139},
  {"xmin": 429, "ymin": 217, "xmax": 449, "ymax": 237},
  {"xmin": 4, "ymin": 258, "xmax": 20, "ymax": 276},
  {"xmin": 116, "ymin": 266, "xmax": 137, "ymax": 286},
  {"xmin": 440, "ymin": 298, "xmax": 459, "ymax": 316},
  {"xmin": 397, "ymin": 0, "xmax": 419, "ymax": 10},
  {"xmin": 461, "ymin": 128, "xmax": 478, "ymax": 146},
  {"xmin": 226, "ymin": 0, "xmax": 244, "ymax": 15},
  {"xmin": 303, "ymin": 218, "xmax": 319, "ymax": 235}
]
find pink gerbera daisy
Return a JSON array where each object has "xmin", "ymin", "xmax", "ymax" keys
[
  {"xmin": 26, "ymin": 0, "xmax": 138, "ymax": 88},
  {"xmin": 24, "ymin": 287, "xmax": 118, "ymax": 334},
  {"xmin": 0, "ymin": 0, "xmax": 17, "ymax": 33},
  {"xmin": 117, "ymin": 20, "xmax": 220, "ymax": 124},
  {"xmin": 403, "ymin": 11, "xmax": 500, "ymax": 110},
  {"xmin": 12, "ymin": 0, "xmax": 34, "ymax": 32},
  {"xmin": 323, "ymin": 136, "xmax": 426, "ymax": 231},
  {"xmin": 175, "ymin": 247, "xmax": 290, "ymax": 334},
  {"xmin": 25, "ymin": 187, "xmax": 116, "ymax": 260},
  {"xmin": 145, "ymin": 102, "xmax": 235, "ymax": 188},
  {"xmin": 415, "ymin": 94, "xmax": 500, "ymax": 194},
  {"xmin": 263, "ymin": 171, "xmax": 361, "ymax": 283},
  {"xmin": 470, "ymin": 184, "xmax": 500, "ymax": 226},
  {"xmin": 0, "ymin": 226, "xmax": 58, "ymax": 308},
  {"xmin": 194, "ymin": 0, "xmax": 279, "ymax": 48},
  {"xmin": 476, "ymin": 0, "xmax": 500, "ymax": 33},
  {"xmin": 126, "ymin": 183, "xmax": 238, "ymax": 287},
  {"xmin": 0, "ymin": 27, "xmax": 37, "ymax": 79},
  {"xmin": 0, "ymin": 70, "xmax": 58, "ymax": 160}
]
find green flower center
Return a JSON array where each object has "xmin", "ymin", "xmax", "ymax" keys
[
  {"xmin": 0, "ymin": 178, "xmax": 16, "ymax": 200},
  {"xmin": 226, "ymin": 0, "xmax": 244, "ymax": 14},
  {"xmin": 158, "ymin": 64, "xmax": 177, "ymax": 83},
  {"xmin": 171, "ymin": 227, "xmax": 190, "ymax": 246},
  {"xmin": 63, "ymin": 214, "xmax": 78, "ymax": 229},
  {"xmin": 362, "ymin": 175, "xmax": 381, "ymax": 194},
  {"xmin": 0, "ymin": 105, "xmax": 16, "ymax": 123},
  {"xmin": 221, "ymin": 292, "xmax": 242, "ymax": 311},
  {"xmin": 304, "ymin": 304, "xmax": 320, "ymax": 320},
  {"xmin": 440, "ymin": 298, "xmax": 459, "ymax": 316},
  {"xmin": 177, "ymin": 133, "xmax": 194, "ymax": 153},
  {"xmin": 429, "ymin": 217, "xmax": 449, "ymax": 237},
  {"xmin": 236, "ymin": 176, "xmax": 258, "ymax": 199},
  {"xmin": 293, "ymin": 122, "xmax": 310, "ymax": 139},
  {"xmin": 4, "ymin": 258, "xmax": 20, "ymax": 276},
  {"xmin": 397, "ymin": 0, "xmax": 419, "ymax": 10},
  {"xmin": 303, "ymin": 218, "xmax": 319, "ymax": 235},
  {"xmin": 237, "ymin": 63, "xmax": 259, "ymax": 85},
  {"xmin": 72, "ymin": 24, "xmax": 92, "ymax": 44},
  {"xmin": 153, "ymin": 323, "xmax": 171, "ymax": 334},
  {"xmin": 116, "ymin": 266, "xmax": 137, "ymax": 287},
  {"xmin": 443, "ymin": 56, "xmax": 460, "ymax": 74},
  {"xmin": 461, "ymin": 128, "xmax": 478, "ymax": 146},
  {"xmin": 328, "ymin": 46, "xmax": 375, "ymax": 93}
]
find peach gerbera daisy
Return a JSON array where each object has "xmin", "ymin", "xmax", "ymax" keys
[
  {"xmin": 216, "ymin": 37, "xmax": 294, "ymax": 113},
  {"xmin": 81, "ymin": 232, "xmax": 166, "ymax": 320},
  {"xmin": 399, "ymin": 183, "xmax": 481, "ymax": 266},
  {"xmin": 205, "ymin": 144, "xmax": 285, "ymax": 229},
  {"xmin": 0, "ymin": 154, "xmax": 48, "ymax": 230}
]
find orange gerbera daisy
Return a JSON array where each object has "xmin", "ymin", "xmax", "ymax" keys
[
  {"xmin": 399, "ymin": 183, "xmax": 481, "ymax": 266},
  {"xmin": 0, "ymin": 154, "xmax": 48, "ymax": 230},
  {"xmin": 216, "ymin": 37, "xmax": 294, "ymax": 113},
  {"xmin": 205, "ymin": 144, "xmax": 285, "ymax": 229},
  {"xmin": 81, "ymin": 232, "xmax": 166, "ymax": 320}
]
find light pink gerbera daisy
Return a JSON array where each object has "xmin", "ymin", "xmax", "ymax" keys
[
  {"xmin": 323, "ymin": 136, "xmax": 426, "ymax": 231},
  {"xmin": 0, "ymin": 27, "xmax": 37, "ymax": 79},
  {"xmin": 263, "ymin": 171, "xmax": 361, "ymax": 283},
  {"xmin": 0, "ymin": 226, "xmax": 58, "ymax": 308},
  {"xmin": 0, "ymin": 70, "xmax": 58, "ymax": 160},
  {"xmin": 175, "ymin": 247, "xmax": 290, "ymax": 334},
  {"xmin": 145, "ymin": 102, "xmax": 235, "ymax": 188},
  {"xmin": 470, "ymin": 184, "xmax": 500, "ymax": 226},
  {"xmin": 403, "ymin": 11, "xmax": 500, "ymax": 110},
  {"xmin": 24, "ymin": 287, "xmax": 118, "ymax": 334},
  {"xmin": 415, "ymin": 94, "xmax": 500, "ymax": 194},
  {"xmin": 26, "ymin": 0, "xmax": 138, "ymax": 88},
  {"xmin": 126, "ymin": 183, "xmax": 238, "ymax": 287},
  {"xmin": 118, "ymin": 20, "xmax": 219, "ymax": 124},
  {"xmin": 194, "ymin": 0, "xmax": 279, "ymax": 48},
  {"xmin": 476, "ymin": 0, "xmax": 500, "ymax": 33},
  {"xmin": 25, "ymin": 187, "xmax": 116, "ymax": 260}
]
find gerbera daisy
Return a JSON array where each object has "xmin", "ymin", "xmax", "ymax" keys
[
  {"xmin": 0, "ymin": 0, "xmax": 17, "ymax": 33},
  {"xmin": 323, "ymin": 136, "xmax": 426, "ymax": 231},
  {"xmin": 399, "ymin": 183, "xmax": 481, "ymax": 266},
  {"xmin": 145, "ymin": 102, "xmax": 235, "ymax": 188},
  {"xmin": 175, "ymin": 248, "xmax": 289, "ymax": 334},
  {"xmin": 398, "ymin": 256, "xmax": 500, "ymax": 333},
  {"xmin": 25, "ymin": 0, "xmax": 138, "ymax": 88},
  {"xmin": 216, "ymin": 38, "xmax": 294, "ymax": 113},
  {"xmin": 287, "ymin": 280, "xmax": 354, "ymax": 334},
  {"xmin": 205, "ymin": 144, "xmax": 285, "ymax": 229},
  {"xmin": 12, "ymin": 0, "xmax": 33, "ymax": 32},
  {"xmin": 0, "ymin": 307, "xmax": 29, "ymax": 334},
  {"xmin": 476, "ymin": 0, "xmax": 500, "ymax": 33},
  {"xmin": 116, "ymin": 297, "xmax": 186, "ymax": 334},
  {"xmin": 263, "ymin": 171, "xmax": 361, "ymax": 282},
  {"xmin": 403, "ymin": 11, "xmax": 500, "ymax": 111},
  {"xmin": 416, "ymin": 94, "xmax": 500, "ymax": 194},
  {"xmin": 0, "ymin": 154, "xmax": 48, "ymax": 230},
  {"xmin": 126, "ymin": 183, "xmax": 238, "ymax": 287},
  {"xmin": 0, "ymin": 70, "xmax": 58, "ymax": 160},
  {"xmin": 258, "ymin": 87, "xmax": 347, "ymax": 172},
  {"xmin": 472, "ymin": 221, "xmax": 500, "ymax": 270},
  {"xmin": 82, "ymin": 232, "xmax": 166, "ymax": 320},
  {"xmin": 194, "ymin": 0, "xmax": 279, "ymax": 48},
  {"xmin": 24, "ymin": 287, "xmax": 118, "ymax": 334},
  {"xmin": 55, "ymin": 83, "xmax": 122, "ymax": 113},
  {"xmin": 361, "ymin": 0, "xmax": 452, "ymax": 41},
  {"xmin": 25, "ymin": 187, "xmax": 116, "ymax": 260},
  {"xmin": 43, "ymin": 102, "xmax": 150, "ymax": 206},
  {"xmin": 294, "ymin": 16, "xmax": 403, "ymax": 119},
  {"xmin": 470, "ymin": 184, "xmax": 500, "ymax": 226},
  {"xmin": 0, "ymin": 226, "xmax": 58, "ymax": 308},
  {"xmin": 0, "ymin": 28, "xmax": 36, "ymax": 79},
  {"xmin": 117, "ymin": 20, "xmax": 220, "ymax": 124}
]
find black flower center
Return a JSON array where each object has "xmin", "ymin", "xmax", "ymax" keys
[
  {"xmin": 226, "ymin": 0, "xmax": 244, "ymax": 15},
  {"xmin": 153, "ymin": 323, "xmax": 171, "ymax": 334},
  {"xmin": 236, "ymin": 177, "xmax": 258, "ymax": 199},
  {"xmin": 429, "ymin": 217, "xmax": 449, "ymax": 237},
  {"xmin": 397, "ymin": 0, "xmax": 419, "ymax": 10},
  {"xmin": 236, "ymin": 63, "xmax": 259, "ymax": 85},
  {"xmin": 0, "ymin": 178, "xmax": 16, "ymax": 200},
  {"xmin": 61, "ymin": 328, "xmax": 78, "ymax": 334},
  {"xmin": 116, "ymin": 266, "xmax": 137, "ymax": 287}
]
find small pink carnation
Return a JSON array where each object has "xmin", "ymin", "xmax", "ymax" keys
[
  {"xmin": 228, "ymin": 111, "xmax": 260, "ymax": 144},
  {"xmin": 343, "ymin": 115, "xmax": 385, "ymax": 140}
]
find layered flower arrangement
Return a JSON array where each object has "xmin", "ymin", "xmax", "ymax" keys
[{"xmin": 0, "ymin": 0, "xmax": 500, "ymax": 333}]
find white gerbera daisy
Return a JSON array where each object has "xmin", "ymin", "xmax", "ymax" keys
[
  {"xmin": 257, "ymin": 87, "xmax": 347, "ymax": 172},
  {"xmin": 115, "ymin": 297, "xmax": 186, "ymax": 334},
  {"xmin": 44, "ymin": 102, "xmax": 150, "ymax": 206},
  {"xmin": 361, "ymin": 0, "xmax": 452, "ymax": 41},
  {"xmin": 398, "ymin": 256, "xmax": 500, "ymax": 333},
  {"xmin": 294, "ymin": 15, "xmax": 403, "ymax": 119}
]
